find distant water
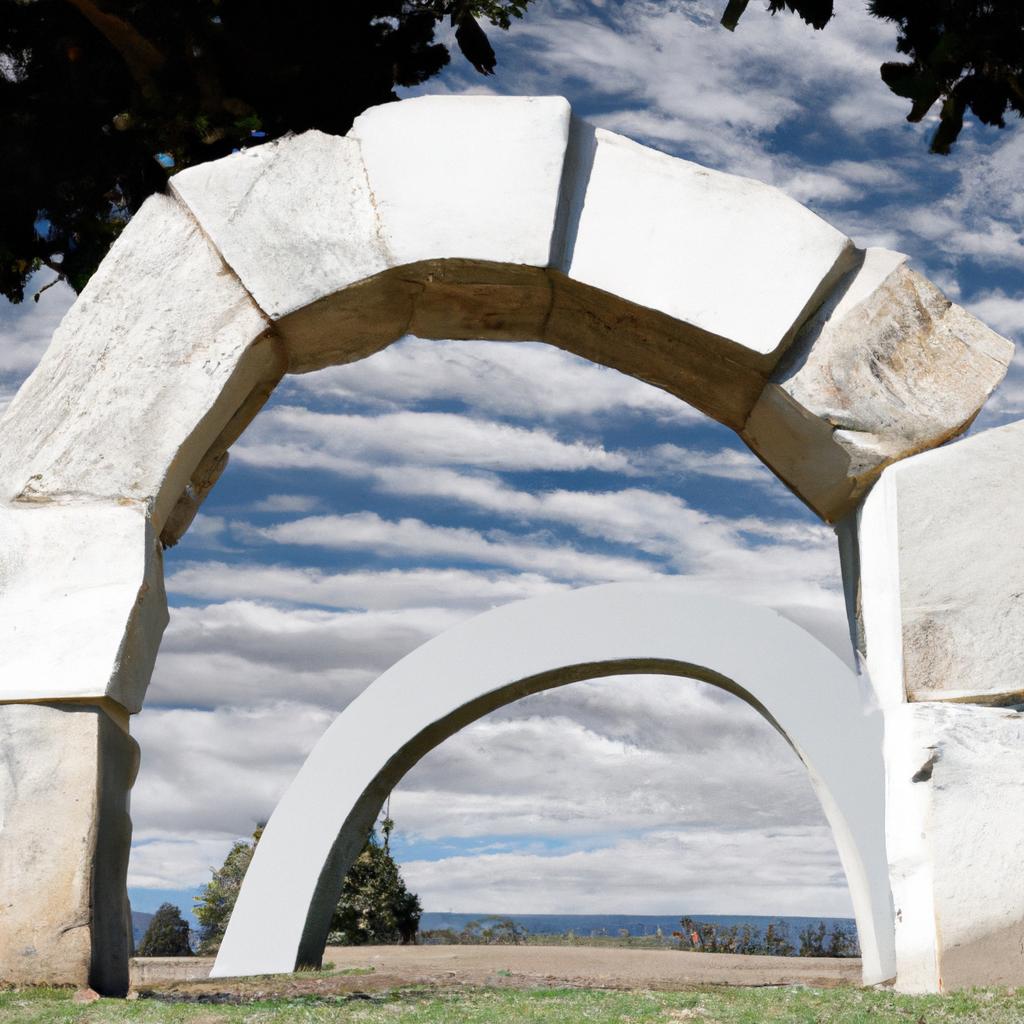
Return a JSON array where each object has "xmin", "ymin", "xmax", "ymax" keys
[{"xmin": 420, "ymin": 912, "xmax": 856, "ymax": 943}]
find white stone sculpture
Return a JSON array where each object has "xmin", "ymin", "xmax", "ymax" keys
[{"xmin": 0, "ymin": 94, "xmax": 1015, "ymax": 994}]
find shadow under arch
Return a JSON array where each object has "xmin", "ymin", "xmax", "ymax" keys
[{"xmin": 212, "ymin": 582, "xmax": 895, "ymax": 986}]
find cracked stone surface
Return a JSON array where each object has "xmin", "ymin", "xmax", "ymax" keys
[
  {"xmin": 743, "ymin": 249, "xmax": 1013, "ymax": 521},
  {"xmin": 0, "ymin": 703, "xmax": 137, "ymax": 993},
  {"xmin": 0, "ymin": 94, "xmax": 1017, "ymax": 995},
  {"xmin": 857, "ymin": 418, "xmax": 1024, "ymax": 704},
  {"xmin": 885, "ymin": 702, "xmax": 1024, "ymax": 991}
]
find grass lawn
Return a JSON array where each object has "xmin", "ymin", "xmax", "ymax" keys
[{"xmin": 3, "ymin": 985, "xmax": 1024, "ymax": 1023}]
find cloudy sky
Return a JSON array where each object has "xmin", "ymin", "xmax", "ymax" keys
[{"xmin": 3, "ymin": 0, "xmax": 1023, "ymax": 929}]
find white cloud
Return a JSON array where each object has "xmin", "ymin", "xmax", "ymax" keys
[
  {"xmin": 965, "ymin": 290, "xmax": 1024, "ymax": 340},
  {"xmin": 128, "ymin": 836, "xmax": 238, "ymax": 891},
  {"xmin": 166, "ymin": 562, "xmax": 568, "ymax": 611},
  {"xmin": 0, "ymin": 271, "xmax": 74, "ymax": 382},
  {"xmin": 289, "ymin": 338, "xmax": 698, "ymax": 423},
  {"xmin": 237, "ymin": 405, "xmax": 632, "ymax": 475},
  {"xmin": 149, "ymin": 600, "xmax": 465, "ymax": 709},
  {"xmin": 252, "ymin": 512, "xmax": 660, "ymax": 582},
  {"xmin": 231, "ymin": 402, "xmax": 784, "ymax": 499},
  {"xmin": 129, "ymin": 676, "xmax": 852, "ymax": 915},
  {"xmin": 402, "ymin": 826, "xmax": 851, "ymax": 917},
  {"xmin": 131, "ymin": 703, "xmax": 335, "ymax": 840},
  {"xmin": 250, "ymin": 493, "xmax": 323, "ymax": 514},
  {"xmin": 636, "ymin": 444, "xmax": 772, "ymax": 484}
]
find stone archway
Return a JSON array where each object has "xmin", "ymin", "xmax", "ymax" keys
[
  {"xmin": 211, "ymin": 582, "xmax": 895, "ymax": 985},
  {"xmin": 0, "ymin": 94, "xmax": 1013, "ymax": 993}
]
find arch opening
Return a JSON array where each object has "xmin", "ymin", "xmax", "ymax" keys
[
  {"xmin": 382, "ymin": 670, "xmax": 861, "ymax": 946},
  {"xmin": 211, "ymin": 583, "xmax": 894, "ymax": 985}
]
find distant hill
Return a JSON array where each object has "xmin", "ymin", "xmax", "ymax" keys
[{"xmin": 131, "ymin": 910, "xmax": 153, "ymax": 947}]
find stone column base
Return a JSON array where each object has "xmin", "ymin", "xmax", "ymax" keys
[
  {"xmin": 886, "ymin": 702, "xmax": 1024, "ymax": 992},
  {"xmin": 0, "ymin": 702, "xmax": 138, "ymax": 994}
]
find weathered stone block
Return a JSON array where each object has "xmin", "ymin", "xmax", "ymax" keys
[
  {"xmin": 562, "ymin": 120, "xmax": 855, "ymax": 357},
  {"xmin": 0, "ymin": 194, "xmax": 282, "ymax": 531},
  {"xmin": 857, "ymin": 419, "xmax": 1024, "ymax": 703},
  {"xmin": 0, "ymin": 502, "xmax": 167, "ymax": 710},
  {"xmin": 171, "ymin": 131, "xmax": 388, "ymax": 321},
  {"xmin": 0, "ymin": 703, "xmax": 138, "ymax": 994},
  {"xmin": 350, "ymin": 95, "xmax": 571, "ymax": 268},
  {"xmin": 885, "ymin": 702, "xmax": 1024, "ymax": 991},
  {"xmin": 544, "ymin": 273, "xmax": 765, "ymax": 432},
  {"xmin": 746, "ymin": 250, "xmax": 1013, "ymax": 521}
]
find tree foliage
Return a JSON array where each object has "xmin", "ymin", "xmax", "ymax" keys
[
  {"xmin": 420, "ymin": 917, "xmax": 528, "ymax": 945},
  {"xmin": 0, "ymin": 0, "xmax": 535, "ymax": 303},
  {"xmin": 328, "ymin": 832, "xmax": 423, "ymax": 945},
  {"xmin": 722, "ymin": 0, "xmax": 1024, "ymax": 154},
  {"xmin": 193, "ymin": 823, "xmax": 422, "ymax": 954},
  {"xmin": 137, "ymin": 902, "xmax": 193, "ymax": 957},
  {"xmin": 678, "ymin": 916, "xmax": 858, "ymax": 957},
  {"xmin": 193, "ymin": 826, "xmax": 263, "ymax": 954}
]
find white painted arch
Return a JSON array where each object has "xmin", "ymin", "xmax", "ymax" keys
[{"xmin": 212, "ymin": 582, "xmax": 895, "ymax": 986}]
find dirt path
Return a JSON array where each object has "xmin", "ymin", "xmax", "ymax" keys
[
  {"xmin": 324, "ymin": 944, "xmax": 861, "ymax": 989},
  {"xmin": 131, "ymin": 945, "xmax": 861, "ymax": 995}
]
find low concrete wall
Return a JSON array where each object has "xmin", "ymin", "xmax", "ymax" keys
[{"xmin": 130, "ymin": 957, "xmax": 213, "ymax": 986}]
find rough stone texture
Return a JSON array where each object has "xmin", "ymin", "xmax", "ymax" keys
[
  {"xmin": 885, "ymin": 702, "xmax": 1024, "ymax": 991},
  {"xmin": 745, "ymin": 250, "xmax": 1014, "ymax": 521},
  {"xmin": 170, "ymin": 131, "xmax": 388, "ymax": 321},
  {"xmin": 0, "ymin": 502, "xmax": 167, "ymax": 711},
  {"xmin": 350, "ymin": 95, "xmax": 571, "ymax": 269},
  {"xmin": 0, "ymin": 94, "xmax": 1018, "ymax": 994},
  {"xmin": 0, "ymin": 703, "xmax": 138, "ymax": 994},
  {"xmin": 561, "ymin": 120, "xmax": 856, "ymax": 356},
  {"xmin": 0, "ymin": 193, "xmax": 282, "ymax": 532},
  {"xmin": 855, "ymin": 419, "xmax": 1024, "ymax": 704}
]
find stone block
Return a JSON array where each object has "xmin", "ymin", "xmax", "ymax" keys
[
  {"xmin": 745, "ymin": 250, "xmax": 1013, "ymax": 521},
  {"xmin": 544, "ymin": 273, "xmax": 765, "ymax": 431},
  {"xmin": 857, "ymin": 419, "xmax": 1024, "ymax": 703},
  {"xmin": 0, "ymin": 703, "xmax": 138, "ymax": 994},
  {"xmin": 885, "ymin": 702, "xmax": 1024, "ymax": 991},
  {"xmin": 0, "ymin": 194, "xmax": 283, "ymax": 531},
  {"xmin": 562, "ymin": 121, "xmax": 855, "ymax": 357},
  {"xmin": 170, "ymin": 131, "xmax": 389, "ymax": 320},
  {"xmin": 349, "ymin": 95, "xmax": 571, "ymax": 269},
  {"xmin": 0, "ymin": 502, "xmax": 166, "ymax": 710}
]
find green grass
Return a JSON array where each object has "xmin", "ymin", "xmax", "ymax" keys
[{"xmin": 3, "ymin": 985, "xmax": 1024, "ymax": 1023}]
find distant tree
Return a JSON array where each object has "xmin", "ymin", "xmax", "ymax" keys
[
  {"xmin": 193, "ymin": 825, "xmax": 264, "ymax": 954},
  {"xmin": 328, "ymin": 831, "xmax": 423, "ymax": 945},
  {"xmin": 827, "ymin": 922, "xmax": 860, "ymax": 958},
  {"xmin": 722, "ymin": 0, "xmax": 1023, "ymax": 153},
  {"xmin": 137, "ymin": 902, "xmax": 193, "ymax": 957},
  {"xmin": 194, "ymin": 818, "xmax": 422, "ymax": 953},
  {"xmin": 0, "ymin": 0, "xmax": 536, "ymax": 304},
  {"xmin": 480, "ymin": 917, "xmax": 527, "ymax": 945},
  {"xmin": 420, "ymin": 916, "xmax": 526, "ymax": 945},
  {"xmin": 762, "ymin": 920, "xmax": 795, "ymax": 957},
  {"xmin": 798, "ymin": 920, "xmax": 828, "ymax": 957}
]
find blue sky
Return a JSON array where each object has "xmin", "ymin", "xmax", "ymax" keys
[{"xmin": 2, "ymin": 0, "xmax": 1023, "ymax": 928}]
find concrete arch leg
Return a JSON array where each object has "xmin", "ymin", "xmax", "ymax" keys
[{"xmin": 212, "ymin": 582, "xmax": 896, "ymax": 986}]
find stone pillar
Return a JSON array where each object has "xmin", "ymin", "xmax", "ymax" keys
[
  {"xmin": 0, "ymin": 701, "xmax": 138, "ymax": 994},
  {"xmin": 849, "ymin": 418, "xmax": 1024, "ymax": 992},
  {"xmin": 884, "ymin": 702, "xmax": 1024, "ymax": 992}
]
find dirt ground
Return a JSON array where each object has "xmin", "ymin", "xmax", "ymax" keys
[{"xmin": 130, "ymin": 944, "xmax": 862, "ymax": 998}]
